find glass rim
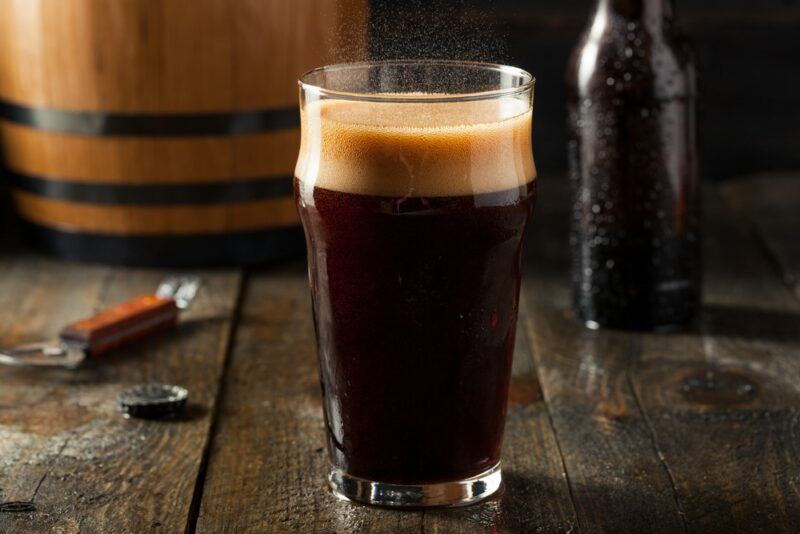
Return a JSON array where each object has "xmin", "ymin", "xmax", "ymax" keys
[{"xmin": 298, "ymin": 60, "xmax": 535, "ymax": 103}]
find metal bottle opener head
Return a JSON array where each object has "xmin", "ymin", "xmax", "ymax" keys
[
  {"xmin": 0, "ymin": 276, "xmax": 201, "ymax": 369},
  {"xmin": 0, "ymin": 340, "xmax": 86, "ymax": 369},
  {"xmin": 155, "ymin": 276, "xmax": 201, "ymax": 310}
]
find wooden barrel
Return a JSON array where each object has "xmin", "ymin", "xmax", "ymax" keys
[{"xmin": 0, "ymin": 0, "xmax": 366, "ymax": 266}]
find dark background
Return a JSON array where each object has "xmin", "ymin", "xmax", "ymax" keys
[{"xmin": 368, "ymin": 0, "xmax": 800, "ymax": 180}]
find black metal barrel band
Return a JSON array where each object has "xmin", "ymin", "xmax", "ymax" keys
[
  {"xmin": 24, "ymin": 223, "xmax": 306, "ymax": 267},
  {"xmin": 0, "ymin": 100, "xmax": 299, "ymax": 137},
  {"xmin": 4, "ymin": 170, "xmax": 295, "ymax": 205}
]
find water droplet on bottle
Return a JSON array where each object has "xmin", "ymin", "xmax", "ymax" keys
[{"xmin": 606, "ymin": 77, "xmax": 615, "ymax": 86}]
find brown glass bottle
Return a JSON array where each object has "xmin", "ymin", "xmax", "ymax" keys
[{"xmin": 566, "ymin": 0, "xmax": 700, "ymax": 330}]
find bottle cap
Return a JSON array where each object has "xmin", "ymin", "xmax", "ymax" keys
[{"xmin": 117, "ymin": 383, "xmax": 188, "ymax": 419}]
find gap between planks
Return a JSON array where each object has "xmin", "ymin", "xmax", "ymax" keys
[{"xmin": 184, "ymin": 271, "xmax": 248, "ymax": 534}]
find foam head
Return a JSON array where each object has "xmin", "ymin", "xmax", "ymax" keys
[
  {"xmin": 296, "ymin": 96, "xmax": 535, "ymax": 198},
  {"xmin": 296, "ymin": 62, "xmax": 535, "ymax": 198}
]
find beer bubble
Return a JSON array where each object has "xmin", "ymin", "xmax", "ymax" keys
[{"xmin": 363, "ymin": 0, "xmax": 508, "ymax": 67}]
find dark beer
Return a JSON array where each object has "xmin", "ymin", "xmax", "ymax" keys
[
  {"xmin": 295, "ymin": 80, "xmax": 536, "ymax": 505},
  {"xmin": 298, "ymin": 183, "xmax": 535, "ymax": 484},
  {"xmin": 566, "ymin": 0, "xmax": 700, "ymax": 330}
]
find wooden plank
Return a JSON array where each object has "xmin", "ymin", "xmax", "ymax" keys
[
  {"xmin": 520, "ymin": 177, "xmax": 800, "ymax": 531},
  {"xmin": 11, "ymin": 189, "xmax": 298, "ymax": 235},
  {"xmin": 0, "ymin": 0, "xmax": 360, "ymax": 112},
  {"xmin": 422, "ymin": 312, "xmax": 578, "ymax": 532},
  {"xmin": 0, "ymin": 254, "xmax": 241, "ymax": 533},
  {"xmin": 720, "ymin": 173, "xmax": 800, "ymax": 299},
  {"xmin": 195, "ymin": 264, "xmax": 423, "ymax": 533},
  {"xmin": 519, "ymin": 177, "xmax": 688, "ymax": 532},
  {"xmin": 1, "ymin": 124, "xmax": 300, "ymax": 183},
  {"xmin": 198, "ymin": 264, "xmax": 577, "ymax": 530},
  {"xmin": 628, "ymin": 185, "xmax": 800, "ymax": 532}
]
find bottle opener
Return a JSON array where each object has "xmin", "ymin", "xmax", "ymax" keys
[{"xmin": 0, "ymin": 277, "xmax": 200, "ymax": 369}]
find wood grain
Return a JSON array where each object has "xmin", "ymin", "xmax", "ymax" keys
[
  {"xmin": 1, "ymin": 174, "xmax": 798, "ymax": 531},
  {"xmin": 0, "ymin": 124, "xmax": 300, "ymax": 183},
  {"xmin": 421, "ymin": 305, "xmax": 578, "ymax": 532},
  {"xmin": 626, "ymin": 187, "xmax": 800, "ymax": 532},
  {"xmin": 195, "ymin": 264, "xmax": 423, "ymax": 533},
  {"xmin": 196, "ymin": 189, "xmax": 577, "ymax": 530},
  {"xmin": 11, "ymin": 190, "xmax": 299, "ymax": 235},
  {"xmin": 0, "ymin": 0, "xmax": 367, "ymax": 261},
  {"xmin": 720, "ymin": 173, "xmax": 800, "ymax": 299},
  {"xmin": 0, "ymin": 0, "xmax": 361, "ymax": 112},
  {"xmin": 518, "ymin": 178, "xmax": 800, "ymax": 533},
  {"xmin": 0, "ymin": 257, "xmax": 242, "ymax": 532},
  {"xmin": 519, "ymin": 177, "xmax": 688, "ymax": 533}
]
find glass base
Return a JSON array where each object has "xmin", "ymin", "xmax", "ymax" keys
[{"xmin": 328, "ymin": 463, "xmax": 502, "ymax": 508}]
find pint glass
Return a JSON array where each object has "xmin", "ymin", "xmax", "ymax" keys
[{"xmin": 295, "ymin": 61, "xmax": 536, "ymax": 507}]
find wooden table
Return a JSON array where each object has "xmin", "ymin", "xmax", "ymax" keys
[{"xmin": 1, "ymin": 174, "xmax": 798, "ymax": 533}]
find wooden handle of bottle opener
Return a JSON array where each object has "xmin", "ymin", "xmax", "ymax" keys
[{"xmin": 59, "ymin": 295, "xmax": 179, "ymax": 357}]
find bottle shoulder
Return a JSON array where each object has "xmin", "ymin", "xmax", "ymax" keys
[{"xmin": 567, "ymin": 23, "xmax": 695, "ymax": 101}]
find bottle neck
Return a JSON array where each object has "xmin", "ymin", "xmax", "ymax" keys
[{"xmin": 598, "ymin": 0, "xmax": 674, "ymax": 30}]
